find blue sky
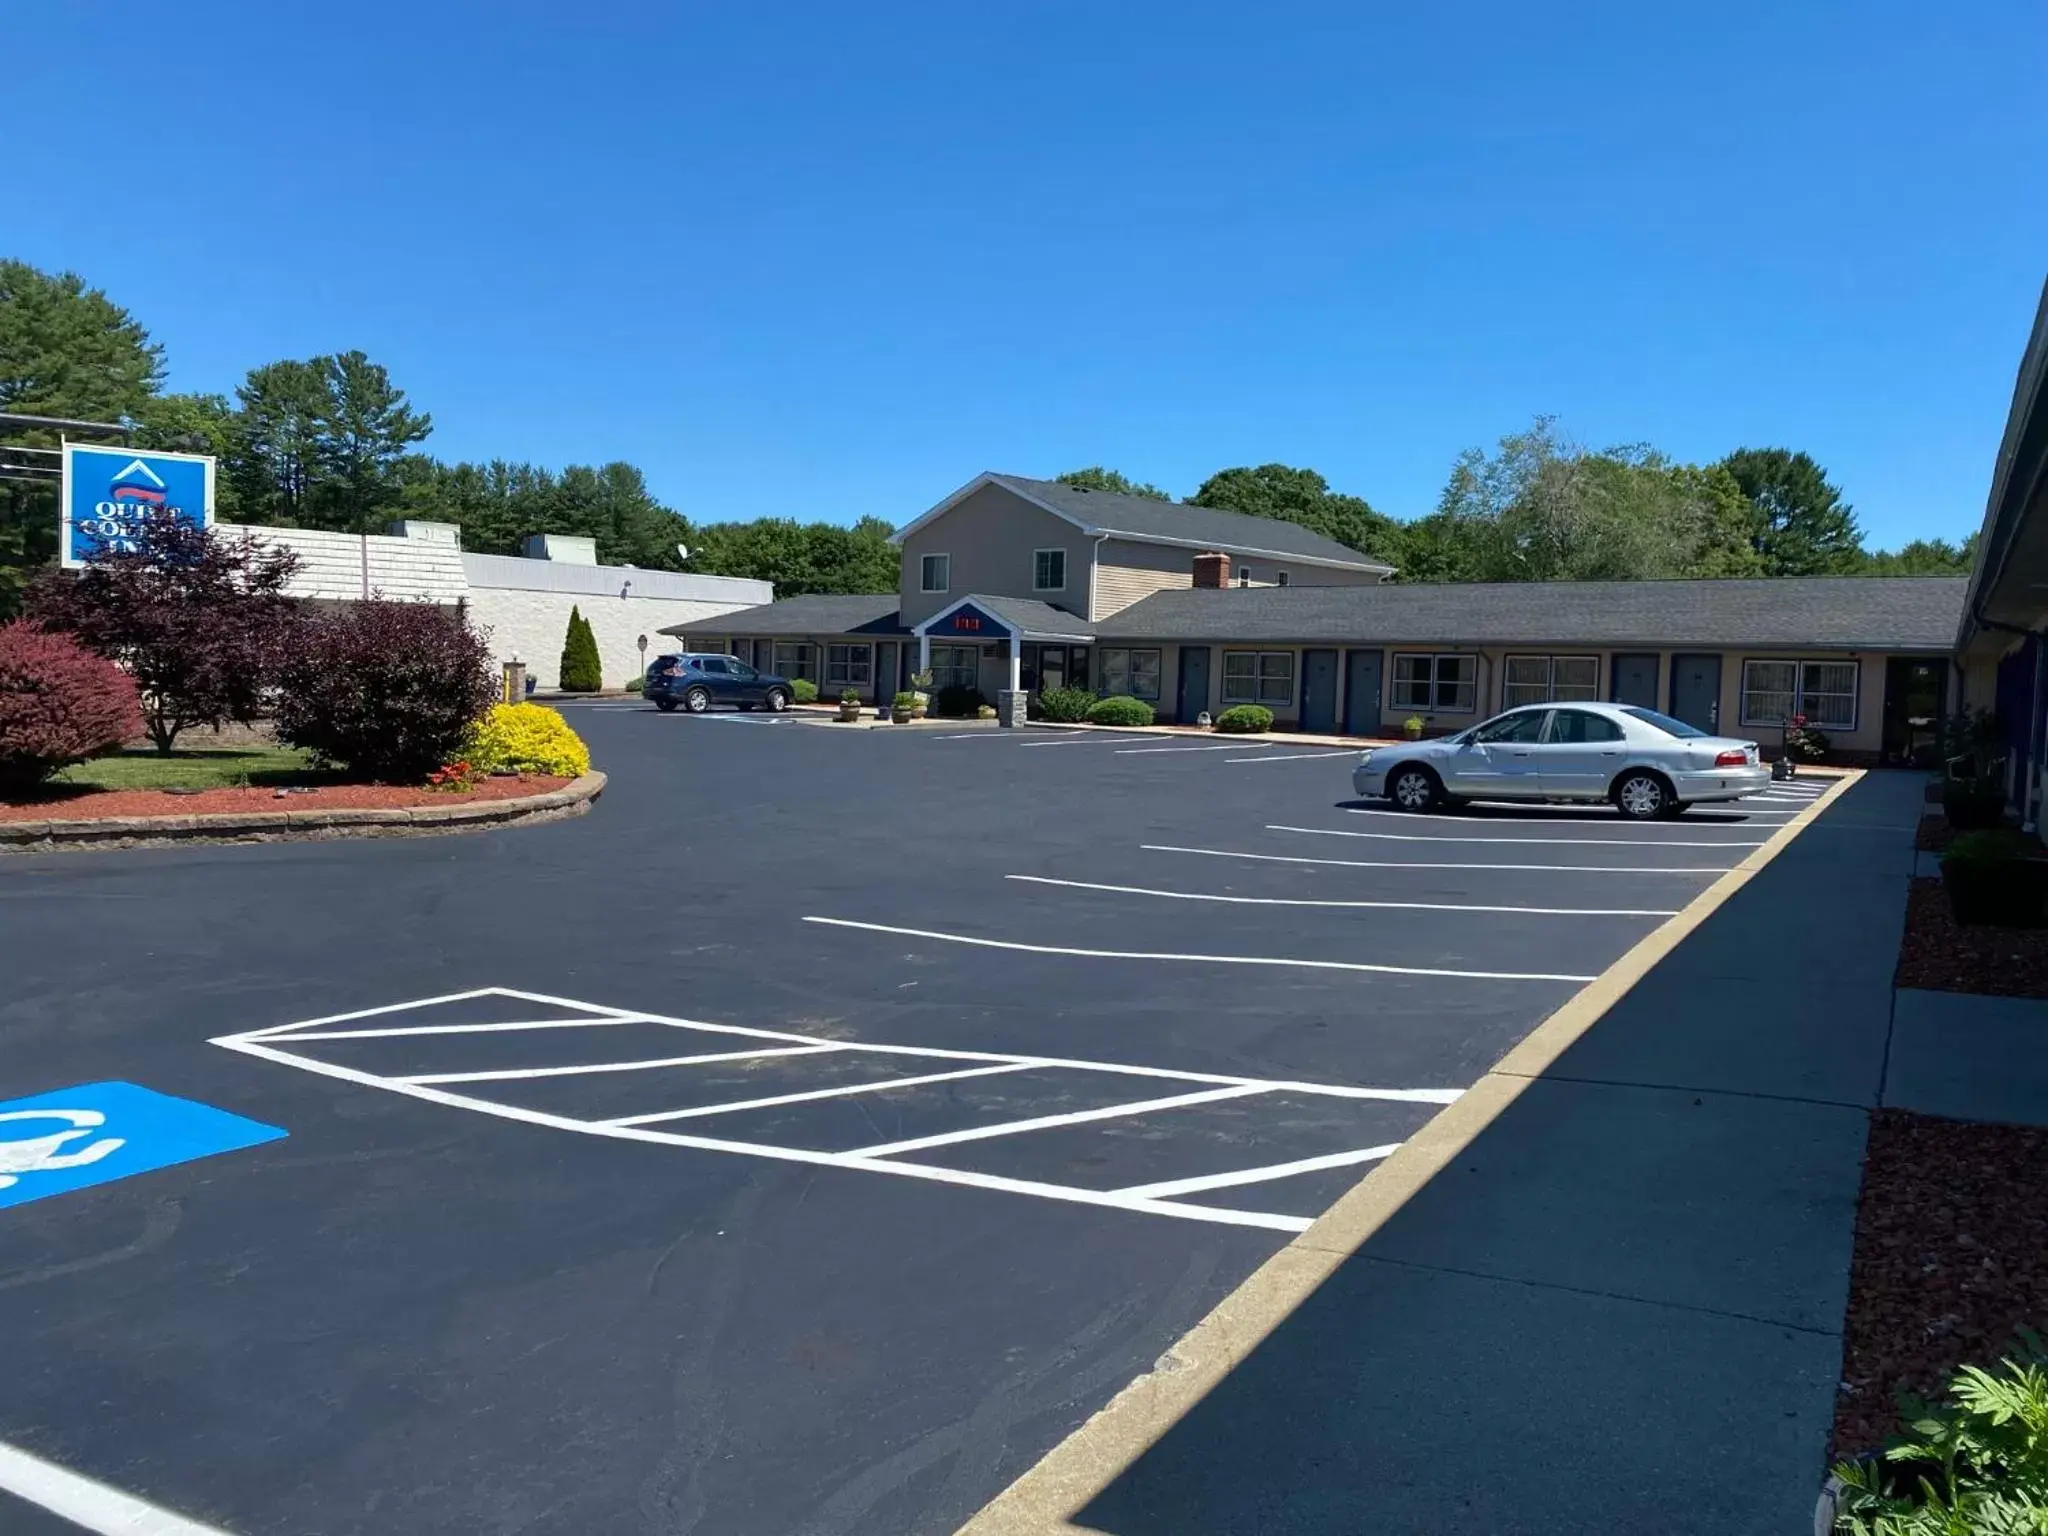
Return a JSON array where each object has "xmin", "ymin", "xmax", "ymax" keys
[{"xmin": 12, "ymin": 2, "xmax": 2045, "ymax": 548}]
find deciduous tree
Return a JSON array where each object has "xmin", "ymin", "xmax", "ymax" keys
[
  {"xmin": 1056, "ymin": 466, "xmax": 1171, "ymax": 500},
  {"xmin": 1189, "ymin": 464, "xmax": 1405, "ymax": 565},
  {"xmin": 27, "ymin": 519, "xmax": 301, "ymax": 752}
]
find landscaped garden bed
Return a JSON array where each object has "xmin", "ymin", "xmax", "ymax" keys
[
  {"xmin": 1833, "ymin": 1110, "xmax": 2048, "ymax": 1459},
  {"xmin": 1895, "ymin": 876, "xmax": 2048, "ymax": 998},
  {"xmin": 1, "ymin": 771, "xmax": 571, "ymax": 824}
]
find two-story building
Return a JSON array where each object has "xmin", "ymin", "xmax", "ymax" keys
[{"xmin": 668, "ymin": 470, "xmax": 1967, "ymax": 762}]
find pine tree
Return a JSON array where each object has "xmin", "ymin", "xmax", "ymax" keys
[{"xmin": 558, "ymin": 605, "xmax": 602, "ymax": 691}]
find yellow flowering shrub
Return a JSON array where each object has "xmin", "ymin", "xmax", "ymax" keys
[{"xmin": 464, "ymin": 702, "xmax": 591, "ymax": 778}]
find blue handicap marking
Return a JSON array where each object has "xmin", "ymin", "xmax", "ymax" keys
[{"xmin": 0, "ymin": 1082, "xmax": 285, "ymax": 1210}]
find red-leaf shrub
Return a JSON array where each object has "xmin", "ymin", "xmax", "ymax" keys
[
  {"xmin": 28, "ymin": 518, "xmax": 301, "ymax": 753},
  {"xmin": 0, "ymin": 622, "xmax": 143, "ymax": 794},
  {"xmin": 273, "ymin": 601, "xmax": 496, "ymax": 782}
]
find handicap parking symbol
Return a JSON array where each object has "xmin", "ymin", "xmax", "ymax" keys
[{"xmin": 0, "ymin": 1082, "xmax": 285, "ymax": 1210}]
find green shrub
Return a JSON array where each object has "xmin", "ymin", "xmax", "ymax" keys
[
  {"xmin": 790, "ymin": 678, "xmax": 819, "ymax": 704},
  {"xmin": 625, "ymin": 674, "xmax": 644, "ymax": 694},
  {"xmin": 932, "ymin": 684, "xmax": 986, "ymax": 718},
  {"xmin": 1037, "ymin": 685, "xmax": 1097, "ymax": 723},
  {"xmin": 1947, "ymin": 828, "xmax": 2042, "ymax": 862},
  {"xmin": 558, "ymin": 605, "xmax": 602, "ymax": 692},
  {"xmin": 1214, "ymin": 704, "xmax": 1274, "ymax": 734},
  {"xmin": 1944, "ymin": 779, "xmax": 2009, "ymax": 831},
  {"xmin": 1831, "ymin": 1333, "xmax": 2048, "ymax": 1533},
  {"xmin": 1087, "ymin": 695, "xmax": 1154, "ymax": 726},
  {"xmin": 1403, "ymin": 715, "xmax": 1425, "ymax": 739}
]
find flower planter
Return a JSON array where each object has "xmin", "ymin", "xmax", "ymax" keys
[
  {"xmin": 1941, "ymin": 854, "xmax": 2048, "ymax": 928},
  {"xmin": 836, "ymin": 705, "xmax": 862, "ymax": 723}
]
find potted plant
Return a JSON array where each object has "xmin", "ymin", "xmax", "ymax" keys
[
  {"xmin": 892, "ymin": 690, "xmax": 919, "ymax": 722},
  {"xmin": 1403, "ymin": 715, "xmax": 1425, "ymax": 740},
  {"xmin": 908, "ymin": 669, "xmax": 934, "ymax": 715},
  {"xmin": 837, "ymin": 688, "xmax": 863, "ymax": 723},
  {"xmin": 1940, "ymin": 827, "xmax": 2048, "ymax": 927},
  {"xmin": 1943, "ymin": 776, "xmax": 2009, "ymax": 830}
]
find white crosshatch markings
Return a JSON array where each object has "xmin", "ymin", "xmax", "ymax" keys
[{"xmin": 212, "ymin": 988, "xmax": 1459, "ymax": 1234}]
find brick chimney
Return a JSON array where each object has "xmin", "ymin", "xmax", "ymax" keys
[{"xmin": 1192, "ymin": 551, "xmax": 1231, "ymax": 588}]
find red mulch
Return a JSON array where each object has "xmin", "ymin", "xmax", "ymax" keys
[
  {"xmin": 1915, "ymin": 818, "xmax": 1957, "ymax": 853},
  {"xmin": 0, "ymin": 776, "xmax": 571, "ymax": 823},
  {"xmin": 1834, "ymin": 1110, "xmax": 2048, "ymax": 1456},
  {"xmin": 1895, "ymin": 876, "xmax": 2048, "ymax": 999}
]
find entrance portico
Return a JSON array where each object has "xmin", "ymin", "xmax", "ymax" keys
[{"xmin": 912, "ymin": 595, "xmax": 1095, "ymax": 720}]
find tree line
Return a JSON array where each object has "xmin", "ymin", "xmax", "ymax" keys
[
  {"xmin": 1, "ymin": 259, "xmax": 1972, "ymax": 619},
  {"xmin": 1063, "ymin": 426, "xmax": 1976, "ymax": 583}
]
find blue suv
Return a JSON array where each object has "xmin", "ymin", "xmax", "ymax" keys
[{"xmin": 644, "ymin": 653, "xmax": 795, "ymax": 714}]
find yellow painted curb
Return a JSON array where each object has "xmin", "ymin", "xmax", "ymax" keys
[{"xmin": 955, "ymin": 769, "xmax": 1866, "ymax": 1536}]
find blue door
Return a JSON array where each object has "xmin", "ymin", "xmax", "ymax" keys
[
  {"xmin": 1301, "ymin": 649, "xmax": 1339, "ymax": 734},
  {"xmin": 1610, "ymin": 653, "xmax": 1659, "ymax": 709},
  {"xmin": 1343, "ymin": 649, "xmax": 1382, "ymax": 735},
  {"xmin": 1177, "ymin": 647, "xmax": 1212, "ymax": 723},
  {"xmin": 1670, "ymin": 654, "xmax": 1722, "ymax": 733}
]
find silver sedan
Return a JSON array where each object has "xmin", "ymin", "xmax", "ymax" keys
[{"xmin": 1352, "ymin": 702, "xmax": 1771, "ymax": 819}]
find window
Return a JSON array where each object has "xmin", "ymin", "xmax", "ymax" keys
[
  {"xmin": 1276, "ymin": 571, "xmax": 1290, "ymax": 587},
  {"xmin": 920, "ymin": 553, "xmax": 950, "ymax": 593},
  {"xmin": 1503, "ymin": 655, "xmax": 1599, "ymax": 708},
  {"xmin": 1098, "ymin": 647, "xmax": 1163, "ymax": 701},
  {"xmin": 696, "ymin": 656, "xmax": 731, "ymax": 675},
  {"xmin": 1236, "ymin": 568, "xmax": 1252, "ymax": 587},
  {"xmin": 772, "ymin": 641, "xmax": 816, "ymax": 682},
  {"xmin": 1222, "ymin": 650, "xmax": 1295, "ymax": 705},
  {"xmin": 730, "ymin": 660, "xmax": 758, "ymax": 682},
  {"xmin": 1033, "ymin": 549, "xmax": 1066, "ymax": 591},
  {"xmin": 1621, "ymin": 705, "xmax": 1707, "ymax": 740},
  {"xmin": 1391, "ymin": 653, "xmax": 1478, "ymax": 712},
  {"xmin": 1741, "ymin": 659, "xmax": 1859, "ymax": 731},
  {"xmin": 1547, "ymin": 709, "xmax": 1623, "ymax": 744},
  {"xmin": 1471, "ymin": 710, "xmax": 1550, "ymax": 743},
  {"xmin": 929, "ymin": 644, "xmax": 979, "ymax": 692},
  {"xmin": 825, "ymin": 643, "xmax": 873, "ymax": 688}
]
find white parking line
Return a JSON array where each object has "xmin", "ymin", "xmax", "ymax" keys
[
  {"xmin": 801, "ymin": 916, "xmax": 1598, "ymax": 981},
  {"xmin": 1018, "ymin": 735, "xmax": 1157, "ymax": 748},
  {"xmin": 0, "ymin": 1436, "xmax": 235, "ymax": 1536},
  {"xmin": 1115, "ymin": 1144, "xmax": 1401, "ymax": 1200},
  {"xmin": 262, "ymin": 1017, "xmax": 651, "ymax": 1042},
  {"xmin": 851, "ymin": 1085, "xmax": 1271, "ymax": 1158},
  {"xmin": 398, "ymin": 1044, "xmax": 839, "ymax": 1085},
  {"xmin": 1114, "ymin": 743, "xmax": 1267, "ymax": 755},
  {"xmin": 1143, "ymin": 844, "xmax": 1726, "ymax": 875},
  {"xmin": 603, "ymin": 1062, "xmax": 1037, "ymax": 1126},
  {"xmin": 1224, "ymin": 751, "xmax": 1359, "ymax": 764},
  {"xmin": 1003, "ymin": 874, "xmax": 1679, "ymax": 918},
  {"xmin": 215, "ymin": 987, "xmax": 1468, "ymax": 1233},
  {"xmin": 1267, "ymin": 824, "xmax": 1765, "ymax": 849}
]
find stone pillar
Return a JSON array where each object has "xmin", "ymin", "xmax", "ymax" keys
[
  {"xmin": 502, "ymin": 661, "xmax": 526, "ymax": 705},
  {"xmin": 997, "ymin": 689, "xmax": 1028, "ymax": 729}
]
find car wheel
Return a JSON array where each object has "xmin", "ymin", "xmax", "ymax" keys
[
  {"xmin": 654, "ymin": 699, "xmax": 677, "ymax": 713},
  {"xmin": 764, "ymin": 688, "xmax": 790, "ymax": 712},
  {"xmin": 1388, "ymin": 765, "xmax": 1442, "ymax": 812},
  {"xmin": 1613, "ymin": 770, "xmax": 1672, "ymax": 820},
  {"xmin": 684, "ymin": 686, "xmax": 713, "ymax": 714}
]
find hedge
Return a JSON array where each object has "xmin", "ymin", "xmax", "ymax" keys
[
  {"xmin": 0, "ymin": 621, "xmax": 142, "ymax": 794},
  {"xmin": 1037, "ymin": 685, "xmax": 1097, "ymax": 723},
  {"xmin": 791, "ymin": 678, "xmax": 819, "ymax": 704},
  {"xmin": 932, "ymin": 684, "xmax": 987, "ymax": 718},
  {"xmin": 465, "ymin": 702, "xmax": 592, "ymax": 779},
  {"xmin": 1214, "ymin": 704, "xmax": 1274, "ymax": 734},
  {"xmin": 1087, "ymin": 695, "xmax": 1154, "ymax": 727}
]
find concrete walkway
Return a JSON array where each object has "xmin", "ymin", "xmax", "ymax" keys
[{"xmin": 1045, "ymin": 772, "xmax": 1927, "ymax": 1535}]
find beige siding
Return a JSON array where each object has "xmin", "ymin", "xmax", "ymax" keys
[
  {"xmin": 897, "ymin": 484, "xmax": 1089, "ymax": 628},
  {"xmin": 1091, "ymin": 539, "xmax": 1384, "ymax": 620}
]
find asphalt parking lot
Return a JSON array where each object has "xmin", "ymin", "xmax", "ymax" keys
[{"xmin": 0, "ymin": 707, "xmax": 1832, "ymax": 1535}]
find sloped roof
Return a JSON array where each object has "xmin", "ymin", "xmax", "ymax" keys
[
  {"xmin": 892, "ymin": 472, "xmax": 1394, "ymax": 572},
  {"xmin": 1094, "ymin": 576, "xmax": 1968, "ymax": 650},
  {"xmin": 660, "ymin": 593, "xmax": 905, "ymax": 637},
  {"xmin": 913, "ymin": 593, "xmax": 1093, "ymax": 640}
]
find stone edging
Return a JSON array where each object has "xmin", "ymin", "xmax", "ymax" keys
[{"xmin": 0, "ymin": 772, "xmax": 608, "ymax": 856}]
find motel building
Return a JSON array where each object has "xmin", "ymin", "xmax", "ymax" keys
[{"xmin": 668, "ymin": 471, "xmax": 1967, "ymax": 763}]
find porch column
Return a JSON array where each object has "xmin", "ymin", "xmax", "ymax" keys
[
  {"xmin": 997, "ymin": 633, "xmax": 1027, "ymax": 729},
  {"xmin": 918, "ymin": 632, "xmax": 930, "ymax": 675},
  {"xmin": 1007, "ymin": 635, "xmax": 1022, "ymax": 693}
]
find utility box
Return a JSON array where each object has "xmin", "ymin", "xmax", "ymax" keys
[
  {"xmin": 521, "ymin": 534, "xmax": 598, "ymax": 565},
  {"xmin": 387, "ymin": 520, "xmax": 462, "ymax": 545}
]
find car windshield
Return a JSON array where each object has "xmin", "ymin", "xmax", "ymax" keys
[{"xmin": 1620, "ymin": 705, "xmax": 1710, "ymax": 739}]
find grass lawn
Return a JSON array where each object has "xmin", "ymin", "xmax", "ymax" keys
[{"xmin": 51, "ymin": 746, "xmax": 328, "ymax": 792}]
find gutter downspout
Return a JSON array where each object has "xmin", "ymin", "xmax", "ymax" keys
[{"xmin": 1086, "ymin": 533, "xmax": 1108, "ymax": 621}]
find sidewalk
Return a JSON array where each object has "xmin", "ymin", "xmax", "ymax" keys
[{"xmin": 968, "ymin": 771, "xmax": 1926, "ymax": 1535}]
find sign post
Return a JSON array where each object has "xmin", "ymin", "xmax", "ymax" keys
[{"xmin": 60, "ymin": 444, "xmax": 216, "ymax": 568}]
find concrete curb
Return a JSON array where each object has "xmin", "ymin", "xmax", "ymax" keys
[
  {"xmin": 0, "ymin": 772, "xmax": 607, "ymax": 856},
  {"xmin": 954, "ymin": 769, "xmax": 1867, "ymax": 1536}
]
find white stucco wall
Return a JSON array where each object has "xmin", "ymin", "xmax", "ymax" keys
[{"xmin": 464, "ymin": 588, "xmax": 763, "ymax": 689}]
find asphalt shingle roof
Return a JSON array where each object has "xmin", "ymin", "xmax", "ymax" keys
[
  {"xmin": 958, "ymin": 593, "xmax": 1094, "ymax": 638},
  {"xmin": 989, "ymin": 475, "xmax": 1390, "ymax": 570},
  {"xmin": 1094, "ymin": 576, "xmax": 1968, "ymax": 651},
  {"xmin": 661, "ymin": 593, "xmax": 905, "ymax": 637}
]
